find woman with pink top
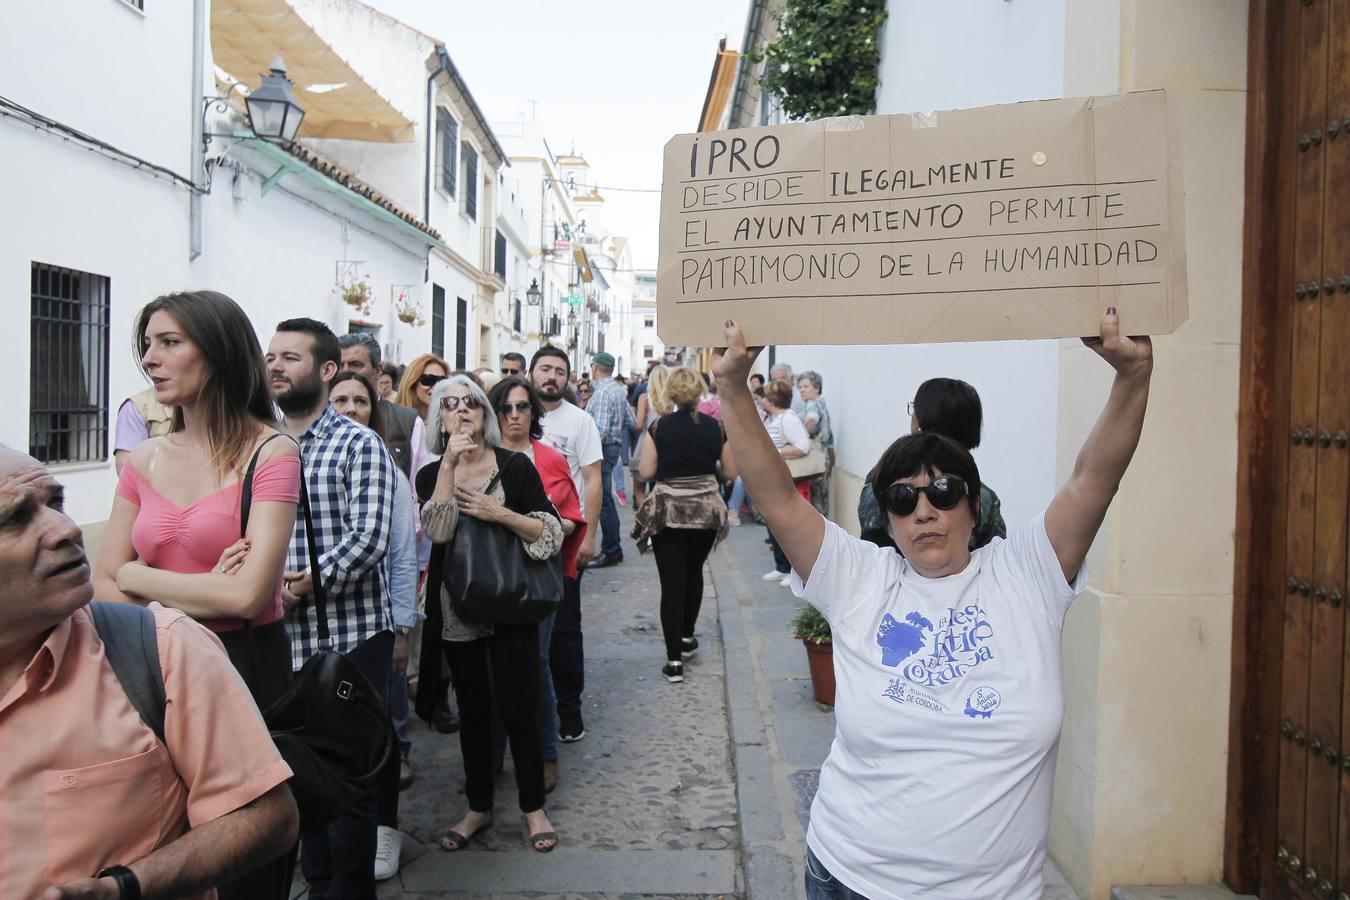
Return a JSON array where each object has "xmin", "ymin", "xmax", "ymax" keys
[{"xmin": 93, "ymin": 290, "xmax": 300, "ymax": 900}]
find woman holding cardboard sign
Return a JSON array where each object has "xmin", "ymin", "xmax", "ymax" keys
[{"xmin": 712, "ymin": 311, "xmax": 1152, "ymax": 900}]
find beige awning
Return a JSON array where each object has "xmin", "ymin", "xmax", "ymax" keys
[{"xmin": 212, "ymin": 0, "xmax": 415, "ymax": 143}]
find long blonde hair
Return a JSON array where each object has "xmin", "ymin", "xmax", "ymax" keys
[
  {"xmin": 396, "ymin": 353, "xmax": 449, "ymax": 416},
  {"xmin": 647, "ymin": 365, "xmax": 673, "ymax": 417}
]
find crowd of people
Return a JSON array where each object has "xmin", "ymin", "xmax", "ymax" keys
[{"xmin": 3, "ymin": 286, "xmax": 1151, "ymax": 900}]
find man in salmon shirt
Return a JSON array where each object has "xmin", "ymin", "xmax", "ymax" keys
[{"xmin": 0, "ymin": 446, "xmax": 298, "ymax": 900}]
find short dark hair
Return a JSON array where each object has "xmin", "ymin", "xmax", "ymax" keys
[
  {"xmin": 872, "ymin": 432, "xmax": 981, "ymax": 520},
  {"xmin": 749, "ymin": 373, "xmax": 766, "ymax": 389},
  {"xmin": 337, "ymin": 331, "xmax": 381, "ymax": 367},
  {"xmin": 501, "ymin": 352, "xmax": 527, "ymax": 369},
  {"xmin": 912, "ymin": 378, "xmax": 982, "ymax": 450},
  {"xmin": 489, "ymin": 376, "xmax": 546, "ymax": 441},
  {"xmin": 530, "ymin": 345, "xmax": 571, "ymax": 376},
  {"xmin": 276, "ymin": 318, "xmax": 341, "ymax": 369}
]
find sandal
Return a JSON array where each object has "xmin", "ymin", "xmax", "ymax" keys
[{"xmin": 438, "ymin": 817, "xmax": 492, "ymax": 851}]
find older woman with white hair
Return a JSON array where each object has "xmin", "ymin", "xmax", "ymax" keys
[{"xmin": 413, "ymin": 374, "xmax": 565, "ymax": 854}]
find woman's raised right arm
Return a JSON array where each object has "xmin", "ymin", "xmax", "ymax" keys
[{"xmin": 714, "ymin": 323, "xmax": 824, "ymax": 580}]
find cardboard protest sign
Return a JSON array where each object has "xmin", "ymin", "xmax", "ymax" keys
[{"xmin": 657, "ymin": 90, "xmax": 1187, "ymax": 346}]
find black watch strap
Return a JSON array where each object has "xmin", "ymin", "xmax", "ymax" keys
[{"xmin": 96, "ymin": 865, "xmax": 142, "ymax": 900}]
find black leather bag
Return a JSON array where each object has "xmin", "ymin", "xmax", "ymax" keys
[
  {"xmin": 239, "ymin": 440, "xmax": 394, "ymax": 831},
  {"xmin": 446, "ymin": 471, "xmax": 564, "ymax": 626}
]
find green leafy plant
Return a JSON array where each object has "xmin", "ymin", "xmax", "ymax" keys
[
  {"xmin": 747, "ymin": 0, "xmax": 888, "ymax": 121},
  {"xmin": 790, "ymin": 603, "xmax": 832, "ymax": 645}
]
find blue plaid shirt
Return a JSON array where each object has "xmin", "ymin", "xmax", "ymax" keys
[
  {"xmin": 587, "ymin": 377, "xmax": 635, "ymax": 445},
  {"xmin": 286, "ymin": 404, "xmax": 395, "ymax": 670}
]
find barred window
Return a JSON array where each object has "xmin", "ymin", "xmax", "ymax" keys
[{"xmin": 30, "ymin": 263, "xmax": 110, "ymax": 464}]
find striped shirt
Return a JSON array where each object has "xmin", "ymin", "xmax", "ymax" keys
[{"xmin": 285, "ymin": 404, "xmax": 395, "ymax": 670}]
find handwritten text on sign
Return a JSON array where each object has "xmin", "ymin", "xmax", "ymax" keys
[{"xmin": 656, "ymin": 92, "xmax": 1187, "ymax": 346}]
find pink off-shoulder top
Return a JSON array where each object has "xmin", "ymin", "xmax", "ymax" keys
[{"xmin": 115, "ymin": 456, "xmax": 301, "ymax": 632}]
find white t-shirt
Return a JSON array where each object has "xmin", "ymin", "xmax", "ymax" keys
[
  {"xmin": 766, "ymin": 410, "xmax": 810, "ymax": 453},
  {"xmin": 538, "ymin": 400, "xmax": 603, "ymax": 513},
  {"xmin": 791, "ymin": 513, "xmax": 1082, "ymax": 900}
]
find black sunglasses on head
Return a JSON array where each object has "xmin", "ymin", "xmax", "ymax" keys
[
  {"xmin": 419, "ymin": 372, "xmax": 447, "ymax": 388},
  {"xmin": 879, "ymin": 476, "xmax": 968, "ymax": 518}
]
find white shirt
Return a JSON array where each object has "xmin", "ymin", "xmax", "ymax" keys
[
  {"xmin": 538, "ymin": 399, "xmax": 603, "ymax": 514},
  {"xmin": 766, "ymin": 410, "xmax": 810, "ymax": 454},
  {"xmin": 791, "ymin": 514, "xmax": 1082, "ymax": 900}
]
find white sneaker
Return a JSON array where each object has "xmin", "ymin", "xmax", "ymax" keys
[
  {"xmin": 763, "ymin": 570, "xmax": 788, "ymax": 582},
  {"xmin": 780, "ymin": 574, "xmax": 795, "ymax": 588},
  {"xmin": 374, "ymin": 825, "xmax": 401, "ymax": 881}
]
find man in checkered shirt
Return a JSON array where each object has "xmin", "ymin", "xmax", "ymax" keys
[{"xmin": 268, "ymin": 317, "xmax": 396, "ymax": 900}]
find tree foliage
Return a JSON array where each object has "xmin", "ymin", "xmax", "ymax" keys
[{"xmin": 748, "ymin": 0, "xmax": 888, "ymax": 121}]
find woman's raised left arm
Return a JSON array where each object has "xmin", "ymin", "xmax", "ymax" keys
[{"xmin": 1045, "ymin": 308, "xmax": 1153, "ymax": 582}]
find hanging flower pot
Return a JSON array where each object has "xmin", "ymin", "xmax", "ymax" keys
[{"xmin": 392, "ymin": 289, "xmax": 425, "ymax": 327}]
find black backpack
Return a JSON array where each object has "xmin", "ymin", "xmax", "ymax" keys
[{"xmin": 90, "ymin": 601, "xmax": 168, "ymax": 743}]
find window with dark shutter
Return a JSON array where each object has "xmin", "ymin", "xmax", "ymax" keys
[
  {"xmin": 437, "ymin": 110, "xmax": 457, "ymax": 197},
  {"xmin": 455, "ymin": 297, "xmax": 468, "ymax": 369},
  {"xmin": 462, "ymin": 142, "xmax": 478, "ymax": 220},
  {"xmin": 494, "ymin": 230, "xmax": 507, "ymax": 279},
  {"xmin": 30, "ymin": 262, "xmax": 110, "ymax": 464},
  {"xmin": 432, "ymin": 284, "xmax": 446, "ymax": 357}
]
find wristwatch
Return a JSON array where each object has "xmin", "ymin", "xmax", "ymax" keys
[{"xmin": 96, "ymin": 865, "xmax": 142, "ymax": 900}]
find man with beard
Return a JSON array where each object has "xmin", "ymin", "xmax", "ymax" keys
[
  {"xmin": 267, "ymin": 318, "xmax": 397, "ymax": 900},
  {"xmin": 529, "ymin": 346, "xmax": 601, "ymax": 742}
]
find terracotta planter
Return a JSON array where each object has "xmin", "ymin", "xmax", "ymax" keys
[{"xmin": 801, "ymin": 638, "xmax": 835, "ymax": 706}]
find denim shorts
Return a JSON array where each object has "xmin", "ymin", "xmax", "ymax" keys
[{"xmin": 804, "ymin": 847, "xmax": 871, "ymax": 899}]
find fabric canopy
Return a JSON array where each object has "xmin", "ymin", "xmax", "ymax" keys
[{"xmin": 212, "ymin": 0, "xmax": 415, "ymax": 143}]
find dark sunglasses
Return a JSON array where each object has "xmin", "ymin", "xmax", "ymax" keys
[
  {"xmin": 498, "ymin": 401, "xmax": 532, "ymax": 415},
  {"xmin": 419, "ymin": 372, "xmax": 447, "ymax": 388},
  {"xmin": 879, "ymin": 476, "xmax": 968, "ymax": 518},
  {"xmin": 440, "ymin": 395, "xmax": 482, "ymax": 411},
  {"xmin": 501, "ymin": 367, "xmax": 522, "ymax": 375}
]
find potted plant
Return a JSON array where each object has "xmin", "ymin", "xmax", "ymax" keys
[
  {"xmin": 336, "ymin": 272, "xmax": 373, "ymax": 316},
  {"xmin": 393, "ymin": 290, "xmax": 425, "ymax": 326},
  {"xmin": 790, "ymin": 603, "xmax": 834, "ymax": 706}
]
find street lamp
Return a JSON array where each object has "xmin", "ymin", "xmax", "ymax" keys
[
  {"xmin": 526, "ymin": 278, "xmax": 542, "ymax": 306},
  {"xmin": 245, "ymin": 57, "xmax": 306, "ymax": 144}
]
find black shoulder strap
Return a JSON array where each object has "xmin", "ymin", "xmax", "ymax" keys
[
  {"xmin": 90, "ymin": 601, "xmax": 166, "ymax": 744},
  {"xmin": 239, "ymin": 432, "xmax": 298, "ymax": 537}
]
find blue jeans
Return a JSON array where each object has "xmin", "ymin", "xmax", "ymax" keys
[
  {"xmin": 599, "ymin": 440, "xmax": 623, "ymax": 559},
  {"xmin": 728, "ymin": 477, "xmax": 749, "ymax": 513},
  {"xmin": 804, "ymin": 848, "xmax": 870, "ymax": 899},
  {"xmin": 300, "ymin": 630, "xmax": 394, "ymax": 900}
]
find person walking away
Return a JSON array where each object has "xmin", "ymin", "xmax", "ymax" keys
[
  {"xmin": 633, "ymin": 367, "xmax": 736, "ymax": 684},
  {"xmin": 415, "ymin": 375, "xmax": 564, "ymax": 852},
  {"xmin": 339, "ymin": 332, "xmax": 418, "ymax": 480},
  {"xmin": 490, "ymin": 375, "xmax": 587, "ymax": 793},
  {"xmin": 629, "ymin": 364, "xmax": 670, "ymax": 511},
  {"xmin": 1, "ymin": 446, "xmax": 300, "ymax": 900},
  {"xmin": 529, "ymin": 347, "xmax": 601, "ymax": 743},
  {"xmin": 328, "ymin": 372, "xmax": 422, "ymax": 882},
  {"xmin": 112, "ymin": 386, "xmax": 173, "ymax": 473},
  {"xmin": 858, "ymin": 377, "xmax": 1007, "ymax": 552},
  {"xmin": 760, "ymin": 379, "xmax": 810, "ymax": 585},
  {"xmin": 713, "ymin": 311, "xmax": 1151, "ymax": 899},
  {"xmin": 93, "ymin": 290, "xmax": 301, "ymax": 900},
  {"xmin": 584, "ymin": 352, "xmax": 634, "ymax": 569},
  {"xmin": 797, "ymin": 371, "xmax": 833, "ymax": 518},
  {"xmin": 268, "ymin": 319, "xmax": 397, "ymax": 900}
]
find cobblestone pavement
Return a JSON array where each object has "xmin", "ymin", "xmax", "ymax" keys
[{"xmin": 318, "ymin": 502, "xmax": 744, "ymax": 899}]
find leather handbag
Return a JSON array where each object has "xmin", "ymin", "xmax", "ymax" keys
[
  {"xmin": 445, "ymin": 470, "xmax": 564, "ymax": 626},
  {"xmin": 238, "ymin": 439, "xmax": 395, "ymax": 831},
  {"xmin": 785, "ymin": 439, "xmax": 828, "ymax": 480}
]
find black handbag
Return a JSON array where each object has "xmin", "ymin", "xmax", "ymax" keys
[
  {"xmin": 446, "ymin": 469, "xmax": 564, "ymax": 626},
  {"xmin": 238, "ymin": 437, "xmax": 395, "ymax": 831}
]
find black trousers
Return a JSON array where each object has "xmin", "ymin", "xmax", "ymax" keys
[
  {"xmin": 444, "ymin": 624, "xmax": 545, "ymax": 814},
  {"xmin": 651, "ymin": 528, "xmax": 718, "ymax": 661},
  {"xmin": 549, "ymin": 572, "xmax": 585, "ymax": 718}
]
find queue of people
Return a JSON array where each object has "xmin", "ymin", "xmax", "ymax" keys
[{"xmin": 4, "ymin": 285, "xmax": 1148, "ymax": 900}]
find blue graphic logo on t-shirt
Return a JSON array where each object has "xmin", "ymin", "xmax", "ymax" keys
[
  {"xmin": 964, "ymin": 685, "xmax": 1001, "ymax": 719},
  {"xmin": 876, "ymin": 601, "xmax": 997, "ymax": 690},
  {"xmin": 876, "ymin": 612, "xmax": 933, "ymax": 667}
]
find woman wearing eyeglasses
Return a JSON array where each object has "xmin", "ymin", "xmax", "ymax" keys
[
  {"xmin": 414, "ymin": 374, "xmax": 564, "ymax": 855},
  {"xmin": 713, "ymin": 311, "xmax": 1152, "ymax": 900}
]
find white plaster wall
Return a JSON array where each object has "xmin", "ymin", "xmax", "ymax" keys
[{"xmin": 796, "ymin": 0, "xmax": 1070, "ymax": 535}]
